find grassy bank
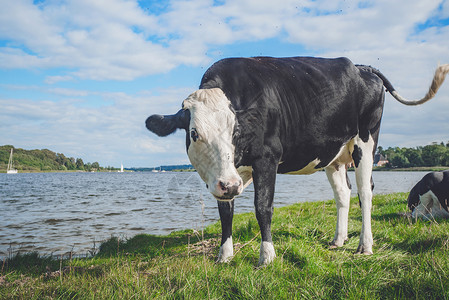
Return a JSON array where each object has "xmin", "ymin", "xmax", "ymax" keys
[{"xmin": 2, "ymin": 192, "xmax": 449, "ymax": 299}]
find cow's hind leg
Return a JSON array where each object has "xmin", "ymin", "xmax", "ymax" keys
[
  {"xmin": 325, "ymin": 164, "xmax": 351, "ymax": 248},
  {"xmin": 353, "ymin": 135, "xmax": 375, "ymax": 255}
]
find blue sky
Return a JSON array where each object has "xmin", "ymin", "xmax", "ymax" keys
[{"xmin": 1, "ymin": 0, "xmax": 449, "ymax": 168}]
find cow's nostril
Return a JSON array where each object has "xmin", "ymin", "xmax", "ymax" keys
[{"xmin": 219, "ymin": 181, "xmax": 227, "ymax": 191}]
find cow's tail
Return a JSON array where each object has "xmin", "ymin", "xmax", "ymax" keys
[{"xmin": 357, "ymin": 64, "xmax": 449, "ymax": 106}]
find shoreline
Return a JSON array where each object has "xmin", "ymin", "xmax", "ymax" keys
[
  {"xmin": 1, "ymin": 191, "xmax": 412, "ymax": 260},
  {"xmin": 3, "ymin": 166, "xmax": 448, "ymax": 174},
  {"xmin": 0, "ymin": 169, "xmax": 127, "ymax": 174}
]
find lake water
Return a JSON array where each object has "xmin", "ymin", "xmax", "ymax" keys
[{"xmin": 0, "ymin": 171, "xmax": 428, "ymax": 257}]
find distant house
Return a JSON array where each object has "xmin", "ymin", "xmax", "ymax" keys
[{"xmin": 374, "ymin": 154, "xmax": 389, "ymax": 167}]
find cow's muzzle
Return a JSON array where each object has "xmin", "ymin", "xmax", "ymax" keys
[{"xmin": 213, "ymin": 179, "xmax": 243, "ymax": 201}]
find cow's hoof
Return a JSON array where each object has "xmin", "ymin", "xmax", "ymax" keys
[
  {"xmin": 216, "ymin": 255, "xmax": 233, "ymax": 263},
  {"xmin": 355, "ymin": 245, "xmax": 373, "ymax": 255},
  {"xmin": 258, "ymin": 241, "xmax": 276, "ymax": 266},
  {"xmin": 329, "ymin": 237, "xmax": 348, "ymax": 249}
]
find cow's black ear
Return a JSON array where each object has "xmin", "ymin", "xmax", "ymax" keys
[{"xmin": 146, "ymin": 109, "xmax": 190, "ymax": 137}]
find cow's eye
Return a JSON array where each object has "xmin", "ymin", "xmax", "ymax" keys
[{"xmin": 190, "ymin": 128, "xmax": 199, "ymax": 142}]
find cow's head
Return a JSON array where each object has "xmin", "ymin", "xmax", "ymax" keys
[{"xmin": 146, "ymin": 88, "xmax": 244, "ymax": 201}]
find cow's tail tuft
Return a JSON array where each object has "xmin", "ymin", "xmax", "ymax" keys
[{"xmin": 357, "ymin": 64, "xmax": 449, "ymax": 106}]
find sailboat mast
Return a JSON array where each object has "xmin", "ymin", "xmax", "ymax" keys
[
  {"xmin": 7, "ymin": 148, "xmax": 18, "ymax": 173},
  {"xmin": 8, "ymin": 149, "xmax": 13, "ymax": 170}
]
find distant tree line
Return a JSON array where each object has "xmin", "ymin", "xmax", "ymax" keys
[
  {"xmin": 378, "ymin": 142, "xmax": 449, "ymax": 168},
  {"xmin": 0, "ymin": 145, "xmax": 114, "ymax": 172},
  {"xmin": 128, "ymin": 164, "xmax": 195, "ymax": 172}
]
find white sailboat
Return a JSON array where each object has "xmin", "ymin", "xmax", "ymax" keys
[
  {"xmin": 7, "ymin": 148, "xmax": 18, "ymax": 174},
  {"xmin": 118, "ymin": 163, "xmax": 124, "ymax": 173}
]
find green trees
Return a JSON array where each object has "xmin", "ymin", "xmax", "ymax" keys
[
  {"xmin": 76, "ymin": 158, "xmax": 85, "ymax": 170},
  {"xmin": 378, "ymin": 142, "xmax": 449, "ymax": 168},
  {"xmin": 0, "ymin": 145, "xmax": 110, "ymax": 172}
]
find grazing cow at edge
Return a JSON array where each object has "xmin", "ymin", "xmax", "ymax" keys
[
  {"xmin": 146, "ymin": 57, "xmax": 449, "ymax": 265},
  {"xmin": 408, "ymin": 170, "xmax": 449, "ymax": 220}
]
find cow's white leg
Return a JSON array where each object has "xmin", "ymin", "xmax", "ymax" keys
[
  {"xmin": 217, "ymin": 200, "xmax": 234, "ymax": 262},
  {"xmin": 354, "ymin": 135, "xmax": 375, "ymax": 255},
  {"xmin": 217, "ymin": 236, "xmax": 233, "ymax": 262},
  {"xmin": 326, "ymin": 165, "xmax": 351, "ymax": 248},
  {"xmin": 259, "ymin": 241, "xmax": 276, "ymax": 266}
]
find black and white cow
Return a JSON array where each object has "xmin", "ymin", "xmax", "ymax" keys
[
  {"xmin": 146, "ymin": 56, "xmax": 449, "ymax": 265},
  {"xmin": 408, "ymin": 170, "xmax": 449, "ymax": 220}
]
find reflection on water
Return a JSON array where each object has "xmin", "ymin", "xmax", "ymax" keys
[{"xmin": 0, "ymin": 171, "xmax": 427, "ymax": 257}]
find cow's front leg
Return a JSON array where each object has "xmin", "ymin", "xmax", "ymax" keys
[
  {"xmin": 217, "ymin": 199, "xmax": 234, "ymax": 262},
  {"xmin": 253, "ymin": 160, "xmax": 277, "ymax": 266}
]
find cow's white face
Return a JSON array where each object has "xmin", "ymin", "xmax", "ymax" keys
[{"xmin": 182, "ymin": 88, "xmax": 243, "ymax": 201}]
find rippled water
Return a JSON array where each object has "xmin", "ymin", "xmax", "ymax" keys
[{"xmin": 0, "ymin": 171, "xmax": 427, "ymax": 257}]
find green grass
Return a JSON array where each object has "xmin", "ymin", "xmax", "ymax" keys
[{"xmin": 2, "ymin": 192, "xmax": 449, "ymax": 299}]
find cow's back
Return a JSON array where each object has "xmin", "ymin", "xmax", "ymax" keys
[{"xmin": 200, "ymin": 56, "xmax": 385, "ymax": 173}]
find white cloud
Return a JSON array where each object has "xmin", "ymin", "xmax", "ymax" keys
[
  {"xmin": 0, "ymin": 48, "xmax": 52, "ymax": 69},
  {"xmin": 284, "ymin": 0, "xmax": 440, "ymax": 50},
  {"xmin": 1, "ymin": 0, "xmax": 448, "ymax": 81},
  {"xmin": 46, "ymin": 87, "xmax": 89, "ymax": 97},
  {"xmin": 44, "ymin": 75, "xmax": 74, "ymax": 84},
  {"xmin": 0, "ymin": 0, "xmax": 64, "ymax": 50},
  {"xmin": 0, "ymin": 0, "xmax": 173, "ymax": 78},
  {"xmin": 444, "ymin": 2, "xmax": 449, "ymax": 17}
]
